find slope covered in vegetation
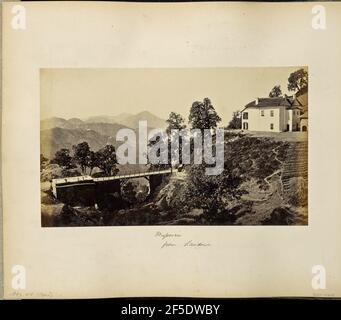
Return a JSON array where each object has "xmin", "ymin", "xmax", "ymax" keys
[
  {"xmin": 42, "ymin": 131, "xmax": 308, "ymax": 226},
  {"xmin": 152, "ymin": 131, "xmax": 308, "ymax": 225}
]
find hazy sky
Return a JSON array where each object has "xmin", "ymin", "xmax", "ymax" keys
[{"xmin": 41, "ymin": 67, "xmax": 306, "ymax": 124}]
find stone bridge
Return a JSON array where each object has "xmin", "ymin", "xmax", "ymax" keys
[{"xmin": 51, "ymin": 168, "xmax": 173, "ymax": 207}]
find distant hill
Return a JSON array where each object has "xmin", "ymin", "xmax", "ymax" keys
[
  {"xmin": 85, "ymin": 113, "xmax": 132, "ymax": 124},
  {"xmin": 68, "ymin": 118, "xmax": 84, "ymax": 127},
  {"xmin": 78, "ymin": 122, "xmax": 129, "ymax": 137},
  {"xmin": 40, "ymin": 112, "xmax": 167, "ymax": 158},
  {"xmin": 117, "ymin": 111, "xmax": 166, "ymax": 129},
  {"xmin": 41, "ymin": 117, "xmax": 77, "ymax": 130},
  {"xmin": 41, "ymin": 117, "xmax": 129, "ymax": 137},
  {"xmin": 40, "ymin": 127, "xmax": 118, "ymax": 159},
  {"xmin": 85, "ymin": 111, "xmax": 166, "ymax": 129}
]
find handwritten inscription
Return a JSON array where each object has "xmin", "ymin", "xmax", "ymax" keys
[
  {"xmin": 155, "ymin": 231, "xmax": 211, "ymax": 249},
  {"xmin": 11, "ymin": 291, "xmax": 56, "ymax": 298}
]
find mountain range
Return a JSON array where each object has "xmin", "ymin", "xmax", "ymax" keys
[
  {"xmin": 84, "ymin": 111, "xmax": 166, "ymax": 129},
  {"xmin": 40, "ymin": 111, "xmax": 167, "ymax": 159}
]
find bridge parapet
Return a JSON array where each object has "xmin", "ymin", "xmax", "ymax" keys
[
  {"xmin": 51, "ymin": 169, "xmax": 173, "ymax": 205},
  {"xmin": 51, "ymin": 175, "xmax": 93, "ymax": 198},
  {"xmin": 93, "ymin": 168, "xmax": 173, "ymax": 182}
]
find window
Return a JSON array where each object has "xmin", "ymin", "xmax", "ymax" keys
[
  {"xmin": 243, "ymin": 122, "xmax": 248, "ymax": 130},
  {"xmin": 243, "ymin": 112, "xmax": 248, "ymax": 120},
  {"xmin": 261, "ymin": 110, "xmax": 264, "ymax": 116},
  {"xmin": 270, "ymin": 123, "xmax": 274, "ymax": 130},
  {"xmin": 270, "ymin": 110, "xmax": 274, "ymax": 117}
]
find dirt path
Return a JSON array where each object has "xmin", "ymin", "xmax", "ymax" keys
[{"xmin": 263, "ymin": 145, "xmax": 284, "ymax": 196}]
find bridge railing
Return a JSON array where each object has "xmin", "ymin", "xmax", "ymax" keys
[
  {"xmin": 52, "ymin": 168, "xmax": 174, "ymax": 187},
  {"xmin": 93, "ymin": 168, "xmax": 173, "ymax": 182}
]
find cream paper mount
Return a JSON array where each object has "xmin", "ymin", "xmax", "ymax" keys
[{"xmin": 1, "ymin": 1, "xmax": 341, "ymax": 299}]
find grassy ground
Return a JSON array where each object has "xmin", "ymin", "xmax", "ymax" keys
[{"xmin": 240, "ymin": 130, "xmax": 308, "ymax": 142}]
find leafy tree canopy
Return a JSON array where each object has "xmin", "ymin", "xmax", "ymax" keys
[
  {"xmin": 188, "ymin": 98, "xmax": 221, "ymax": 130},
  {"xmin": 73, "ymin": 141, "xmax": 91, "ymax": 174},
  {"xmin": 96, "ymin": 144, "xmax": 118, "ymax": 176},
  {"xmin": 53, "ymin": 149, "xmax": 72, "ymax": 168},
  {"xmin": 166, "ymin": 112, "xmax": 186, "ymax": 135},
  {"xmin": 269, "ymin": 85, "xmax": 283, "ymax": 98},
  {"xmin": 287, "ymin": 68, "xmax": 308, "ymax": 93},
  {"xmin": 227, "ymin": 111, "xmax": 242, "ymax": 130}
]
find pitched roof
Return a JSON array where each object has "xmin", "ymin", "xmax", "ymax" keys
[
  {"xmin": 244, "ymin": 97, "xmax": 292, "ymax": 109},
  {"xmin": 300, "ymin": 111, "xmax": 308, "ymax": 119},
  {"xmin": 287, "ymin": 98, "xmax": 303, "ymax": 109},
  {"xmin": 296, "ymin": 92, "xmax": 308, "ymax": 110},
  {"xmin": 297, "ymin": 86, "xmax": 308, "ymax": 97}
]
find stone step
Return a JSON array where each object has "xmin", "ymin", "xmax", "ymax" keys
[
  {"xmin": 283, "ymin": 169, "xmax": 308, "ymax": 173},
  {"xmin": 283, "ymin": 168, "xmax": 308, "ymax": 173},
  {"xmin": 284, "ymin": 164, "xmax": 308, "ymax": 169},
  {"xmin": 284, "ymin": 163, "xmax": 308, "ymax": 167},
  {"xmin": 283, "ymin": 169, "xmax": 308, "ymax": 175}
]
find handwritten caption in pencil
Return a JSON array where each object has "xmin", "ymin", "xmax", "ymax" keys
[{"xmin": 154, "ymin": 231, "xmax": 211, "ymax": 249}]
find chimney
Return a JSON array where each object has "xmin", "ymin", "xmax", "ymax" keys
[{"xmin": 255, "ymin": 98, "xmax": 259, "ymax": 105}]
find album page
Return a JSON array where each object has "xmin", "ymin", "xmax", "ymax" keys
[{"xmin": 2, "ymin": 1, "xmax": 341, "ymax": 298}]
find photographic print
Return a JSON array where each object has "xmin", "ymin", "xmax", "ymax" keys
[
  {"xmin": 5, "ymin": 0, "xmax": 341, "ymax": 300},
  {"xmin": 40, "ymin": 67, "xmax": 308, "ymax": 227}
]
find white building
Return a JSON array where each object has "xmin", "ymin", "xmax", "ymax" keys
[
  {"xmin": 296, "ymin": 89, "xmax": 308, "ymax": 132},
  {"xmin": 300, "ymin": 111, "xmax": 308, "ymax": 132},
  {"xmin": 241, "ymin": 97, "xmax": 303, "ymax": 132}
]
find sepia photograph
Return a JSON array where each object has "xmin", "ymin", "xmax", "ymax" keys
[
  {"xmin": 40, "ymin": 67, "xmax": 308, "ymax": 227},
  {"xmin": 5, "ymin": 0, "xmax": 341, "ymax": 301}
]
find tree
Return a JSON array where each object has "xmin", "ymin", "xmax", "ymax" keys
[
  {"xmin": 166, "ymin": 112, "xmax": 186, "ymax": 135},
  {"xmin": 96, "ymin": 144, "xmax": 118, "ymax": 176},
  {"xmin": 72, "ymin": 141, "xmax": 91, "ymax": 174},
  {"xmin": 40, "ymin": 154, "xmax": 49, "ymax": 169},
  {"xmin": 53, "ymin": 149, "xmax": 72, "ymax": 168},
  {"xmin": 166, "ymin": 112, "xmax": 186, "ymax": 165},
  {"xmin": 227, "ymin": 111, "xmax": 242, "ymax": 129},
  {"xmin": 87, "ymin": 151, "xmax": 99, "ymax": 176},
  {"xmin": 269, "ymin": 85, "xmax": 283, "ymax": 98},
  {"xmin": 183, "ymin": 160, "xmax": 244, "ymax": 218},
  {"xmin": 287, "ymin": 68, "xmax": 308, "ymax": 92},
  {"xmin": 188, "ymin": 98, "xmax": 221, "ymax": 130},
  {"xmin": 147, "ymin": 132, "xmax": 171, "ymax": 171}
]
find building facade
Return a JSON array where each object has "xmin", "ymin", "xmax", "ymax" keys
[
  {"xmin": 300, "ymin": 112, "xmax": 308, "ymax": 132},
  {"xmin": 241, "ymin": 97, "xmax": 303, "ymax": 132}
]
